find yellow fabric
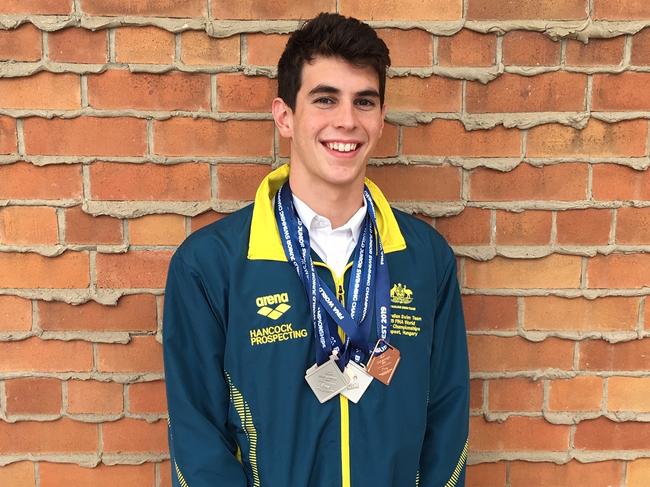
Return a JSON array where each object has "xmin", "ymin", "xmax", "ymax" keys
[{"xmin": 247, "ymin": 163, "xmax": 406, "ymax": 261}]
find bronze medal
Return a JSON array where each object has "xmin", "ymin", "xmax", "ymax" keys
[{"xmin": 366, "ymin": 339, "xmax": 400, "ymax": 386}]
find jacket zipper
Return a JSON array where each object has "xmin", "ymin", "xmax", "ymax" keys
[{"xmin": 315, "ymin": 261, "xmax": 353, "ymax": 487}]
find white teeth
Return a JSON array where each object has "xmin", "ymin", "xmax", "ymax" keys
[{"xmin": 326, "ymin": 142, "xmax": 358, "ymax": 152}]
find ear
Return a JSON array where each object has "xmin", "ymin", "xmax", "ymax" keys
[{"xmin": 272, "ymin": 97, "xmax": 294, "ymax": 139}]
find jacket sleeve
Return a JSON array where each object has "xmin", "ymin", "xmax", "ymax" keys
[
  {"xmin": 418, "ymin": 254, "xmax": 470, "ymax": 486},
  {"xmin": 163, "ymin": 252, "xmax": 248, "ymax": 487}
]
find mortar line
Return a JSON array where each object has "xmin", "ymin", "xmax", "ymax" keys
[
  {"xmin": 89, "ymin": 250, "xmax": 98, "ymax": 295},
  {"xmin": 573, "ymin": 340, "xmax": 580, "ymax": 372},
  {"xmin": 16, "ymin": 118, "xmax": 25, "ymax": 157},
  {"xmin": 587, "ymin": 0, "xmax": 594, "ymax": 17},
  {"xmin": 34, "ymin": 462, "xmax": 41, "ymax": 487},
  {"xmin": 92, "ymin": 343, "xmax": 98, "ymax": 373},
  {"xmin": 81, "ymin": 164, "xmax": 91, "ymax": 204},
  {"xmin": 122, "ymin": 218, "xmax": 129, "ymax": 246},
  {"xmin": 41, "ymin": 30, "xmax": 49, "ymax": 62},
  {"xmin": 646, "ymin": 120, "xmax": 650, "ymax": 158},
  {"xmin": 601, "ymin": 376, "xmax": 608, "ymax": 415},
  {"xmin": 56, "ymin": 207, "xmax": 66, "ymax": 244},
  {"xmin": 495, "ymin": 33, "xmax": 503, "ymax": 66},
  {"xmin": 174, "ymin": 32, "xmax": 182, "ymax": 65},
  {"xmin": 81, "ymin": 74, "xmax": 89, "ymax": 108},
  {"xmin": 520, "ymin": 129, "xmax": 527, "ymax": 161},
  {"xmin": 146, "ymin": 118, "xmax": 154, "ymax": 157},
  {"xmin": 0, "ymin": 380, "xmax": 5, "ymax": 419},
  {"xmin": 585, "ymin": 74, "xmax": 592, "ymax": 114},
  {"xmin": 211, "ymin": 74, "xmax": 218, "ymax": 113},
  {"xmin": 580, "ymin": 256, "xmax": 588, "ymax": 289},
  {"xmin": 621, "ymin": 461, "xmax": 628, "ymax": 487},
  {"xmin": 108, "ymin": 28, "xmax": 116, "ymax": 63},
  {"xmin": 481, "ymin": 379, "xmax": 488, "ymax": 413},
  {"xmin": 623, "ymin": 34, "xmax": 632, "ymax": 67},
  {"xmin": 609, "ymin": 208, "xmax": 617, "ymax": 246},
  {"xmin": 73, "ymin": 0, "xmax": 81, "ymax": 14},
  {"xmin": 460, "ymin": 167, "xmax": 470, "ymax": 202},
  {"xmin": 156, "ymin": 296, "xmax": 165, "ymax": 340},
  {"xmin": 638, "ymin": 297, "xmax": 645, "ymax": 336},
  {"xmin": 62, "ymin": 379, "xmax": 69, "ymax": 415},
  {"xmin": 211, "ymin": 163, "xmax": 218, "ymax": 202},
  {"xmin": 586, "ymin": 162, "xmax": 593, "ymax": 201},
  {"xmin": 31, "ymin": 299, "xmax": 38, "ymax": 333},
  {"xmin": 206, "ymin": 0, "xmax": 213, "ymax": 19},
  {"xmin": 517, "ymin": 296, "xmax": 525, "ymax": 335},
  {"xmin": 432, "ymin": 35, "xmax": 439, "ymax": 66},
  {"xmin": 462, "ymin": 0, "xmax": 467, "ymax": 18},
  {"xmin": 505, "ymin": 461, "xmax": 511, "ymax": 487},
  {"xmin": 240, "ymin": 30, "xmax": 247, "ymax": 66},
  {"xmin": 396, "ymin": 124, "xmax": 403, "ymax": 159},
  {"xmin": 541, "ymin": 378, "xmax": 549, "ymax": 414},
  {"xmin": 549, "ymin": 211, "xmax": 557, "ymax": 245},
  {"xmin": 155, "ymin": 461, "xmax": 161, "ymax": 487},
  {"xmin": 460, "ymin": 80, "xmax": 466, "ymax": 116},
  {"xmin": 184, "ymin": 215, "xmax": 191, "ymax": 237},
  {"xmin": 560, "ymin": 39, "xmax": 567, "ymax": 67},
  {"xmin": 124, "ymin": 381, "xmax": 130, "ymax": 415},
  {"xmin": 489, "ymin": 209, "xmax": 496, "ymax": 246}
]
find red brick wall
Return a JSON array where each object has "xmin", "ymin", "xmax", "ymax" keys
[{"xmin": 1, "ymin": 1, "xmax": 649, "ymax": 486}]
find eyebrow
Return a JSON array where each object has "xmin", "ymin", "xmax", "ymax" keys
[{"xmin": 307, "ymin": 84, "xmax": 380, "ymax": 98}]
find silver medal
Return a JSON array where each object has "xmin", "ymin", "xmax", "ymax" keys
[
  {"xmin": 305, "ymin": 354, "xmax": 350, "ymax": 403},
  {"xmin": 341, "ymin": 361, "xmax": 373, "ymax": 404}
]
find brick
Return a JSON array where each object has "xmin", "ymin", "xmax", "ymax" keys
[
  {"xmin": 370, "ymin": 122, "xmax": 398, "ymax": 157},
  {"xmin": 566, "ymin": 37, "xmax": 625, "ymax": 66},
  {"xmin": 246, "ymin": 33, "xmax": 287, "ymax": 66},
  {"xmin": 462, "ymin": 295, "xmax": 518, "ymax": 331},
  {"xmin": 0, "ymin": 116, "xmax": 17, "ymax": 154},
  {"xmin": 154, "ymin": 118, "xmax": 274, "ymax": 157},
  {"xmin": 191, "ymin": 211, "xmax": 225, "ymax": 232},
  {"xmin": 403, "ymin": 120, "xmax": 521, "ymax": 157},
  {"xmin": 89, "ymin": 70, "xmax": 210, "ymax": 111},
  {"xmin": 102, "ymin": 418, "xmax": 168, "ymax": 453},
  {"xmin": 181, "ymin": 32, "xmax": 240, "ymax": 65},
  {"xmin": 438, "ymin": 30, "xmax": 496, "ymax": 67},
  {"xmin": 470, "ymin": 379, "xmax": 483, "ymax": 411},
  {"xmin": 594, "ymin": 0, "xmax": 650, "ymax": 20},
  {"xmin": 0, "ymin": 72, "xmax": 80, "ymax": 110},
  {"xmin": 377, "ymin": 29, "xmax": 433, "ymax": 67},
  {"xmin": 90, "ymin": 162, "xmax": 210, "ymax": 201},
  {"xmin": 214, "ymin": 0, "xmax": 334, "ymax": 19},
  {"xmin": 5, "ymin": 378, "xmax": 61, "ymax": 415},
  {"xmin": 495, "ymin": 210, "xmax": 551, "ymax": 245},
  {"xmin": 525, "ymin": 296, "xmax": 639, "ymax": 331},
  {"xmin": 466, "ymin": 463, "xmax": 506, "ymax": 487},
  {"xmin": 526, "ymin": 119, "xmax": 648, "ymax": 157},
  {"xmin": 592, "ymin": 164, "xmax": 650, "ymax": 201},
  {"xmin": 0, "ymin": 252, "xmax": 89, "ymax": 288},
  {"xmin": 0, "ymin": 0, "xmax": 72, "ymax": 14},
  {"xmin": 467, "ymin": 72, "xmax": 586, "ymax": 113},
  {"xmin": 579, "ymin": 339, "xmax": 650, "ymax": 371},
  {"xmin": 509, "ymin": 461, "xmax": 623, "ymax": 487},
  {"xmin": 216, "ymin": 163, "xmax": 272, "ymax": 201},
  {"xmin": 48, "ymin": 28, "xmax": 107, "ymax": 64},
  {"xmin": 617, "ymin": 208, "xmax": 650, "ymax": 244},
  {"xmin": 96, "ymin": 250, "xmax": 172, "ymax": 289},
  {"xmin": 97, "ymin": 336, "xmax": 163, "ymax": 373},
  {"xmin": 556, "ymin": 209, "xmax": 611, "ymax": 245},
  {"xmin": 385, "ymin": 76, "xmax": 460, "ymax": 112},
  {"xmin": 629, "ymin": 459, "xmax": 650, "ymax": 487},
  {"xmin": 67, "ymin": 380, "xmax": 123, "ymax": 414},
  {"xmin": 593, "ymin": 73, "xmax": 650, "ymax": 111},
  {"xmin": 0, "ymin": 419, "xmax": 97, "ymax": 454},
  {"xmin": 38, "ymin": 294, "xmax": 157, "ymax": 332},
  {"xmin": 64, "ymin": 206, "xmax": 123, "ymax": 245},
  {"xmin": 0, "ymin": 338, "xmax": 92, "ymax": 372},
  {"xmin": 468, "ymin": 0, "xmax": 587, "ymax": 20},
  {"xmin": 632, "ymin": 28, "xmax": 650, "ymax": 65},
  {"xmin": 470, "ymin": 416, "xmax": 570, "ymax": 451},
  {"xmin": 588, "ymin": 253, "xmax": 650, "ymax": 288},
  {"xmin": 81, "ymin": 0, "xmax": 205, "ymax": 17},
  {"xmin": 365, "ymin": 165, "xmax": 460, "ymax": 201},
  {"xmin": 24, "ymin": 117, "xmax": 147, "ymax": 156},
  {"xmin": 548, "ymin": 376, "xmax": 603, "ymax": 411},
  {"xmin": 40, "ymin": 463, "xmax": 155, "ymax": 487},
  {"xmin": 435, "ymin": 208, "xmax": 491, "ymax": 246},
  {"xmin": 0, "ymin": 296, "xmax": 32, "ymax": 331},
  {"xmin": 0, "ymin": 462, "xmax": 34, "ymax": 487},
  {"xmin": 129, "ymin": 214, "xmax": 186, "ymax": 245},
  {"xmin": 503, "ymin": 31, "xmax": 560, "ymax": 66},
  {"xmin": 0, "ymin": 162, "xmax": 81, "ymax": 199},
  {"xmin": 608, "ymin": 377, "xmax": 650, "ymax": 412},
  {"xmin": 0, "ymin": 24, "xmax": 41, "ymax": 62},
  {"xmin": 217, "ymin": 74, "xmax": 276, "ymax": 112},
  {"xmin": 340, "ymin": 0, "xmax": 461, "ymax": 21},
  {"xmin": 468, "ymin": 336, "xmax": 574, "ymax": 372},
  {"xmin": 114, "ymin": 26, "xmax": 174, "ymax": 64},
  {"xmin": 129, "ymin": 380, "xmax": 167, "ymax": 414},
  {"xmin": 488, "ymin": 378, "xmax": 543, "ymax": 412},
  {"xmin": 0, "ymin": 206, "xmax": 59, "ymax": 245},
  {"xmin": 465, "ymin": 255, "xmax": 582, "ymax": 289},
  {"xmin": 575, "ymin": 418, "xmax": 650, "ymax": 450}
]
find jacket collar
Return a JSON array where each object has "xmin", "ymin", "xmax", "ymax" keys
[{"xmin": 247, "ymin": 163, "xmax": 406, "ymax": 261}]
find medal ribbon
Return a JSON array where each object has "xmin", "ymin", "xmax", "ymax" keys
[{"xmin": 274, "ymin": 182, "xmax": 392, "ymax": 367}]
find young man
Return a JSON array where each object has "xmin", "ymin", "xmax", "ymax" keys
[{"xmin": 164, "ymin": 12, "xmax": 469, "ymax": 487}]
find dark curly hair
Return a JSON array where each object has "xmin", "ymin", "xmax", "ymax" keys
[{"xmin": 277, "ymin": 12, "xmax": 391, "ymax": 110}]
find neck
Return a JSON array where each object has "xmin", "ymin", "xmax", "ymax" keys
[{"xmin": 289, "ymin": 172, "xmax": 364, "ymax": 229}]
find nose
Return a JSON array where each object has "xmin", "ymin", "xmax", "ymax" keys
[{"xmin": 334, "ymin": 100, "xmax": 357, "ymax": 130}]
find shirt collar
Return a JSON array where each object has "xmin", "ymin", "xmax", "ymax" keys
[{"xmin": 292, "ymin": 193, "xmax": 367, "ymax": 244}]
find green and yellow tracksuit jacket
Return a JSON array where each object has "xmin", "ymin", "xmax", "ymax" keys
[{"xmin": 163, "ymin": 163, "xmax": 469, "ymax": 487}]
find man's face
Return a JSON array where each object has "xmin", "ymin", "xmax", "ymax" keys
[{"xmin": 275, "ymin": 55, "xmax": 386, "ymax": 191}]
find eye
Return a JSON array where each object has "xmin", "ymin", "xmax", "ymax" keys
[
  {"xmin": 356, "ymin": 98, "xmax": 376, "ymax": 109},
  {"xmin": 314, "ymin": 97, "xmax": 335, "ymax": 105}
]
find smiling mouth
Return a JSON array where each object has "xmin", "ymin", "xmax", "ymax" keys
[{"xmin": 321, "ymin": 141, "xmax": 363, "ymax": 156}]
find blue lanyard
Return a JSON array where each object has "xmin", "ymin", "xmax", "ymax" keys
[{"xmin": 274, "ymin": 182, "xmax": 392, "ymax": 367}]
